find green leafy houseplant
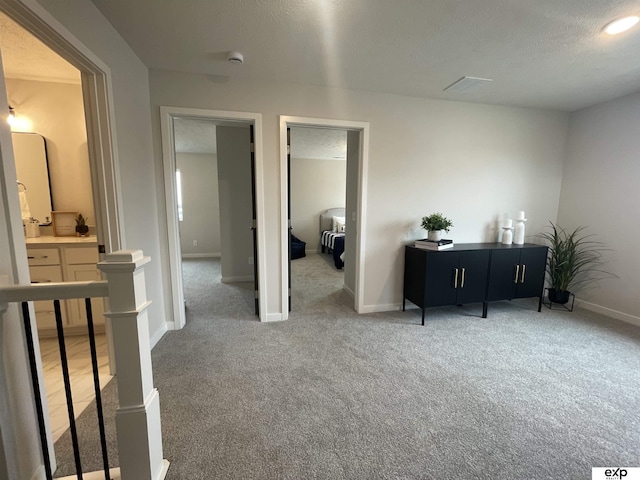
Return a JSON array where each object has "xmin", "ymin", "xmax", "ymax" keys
[
  {"xmin": 75, "ymin": 213, "xmax": 89, "ymax": 236},
  {"xmin": 539, "ymin": 222, "xmax": 613, "ymax": 304},
  {"xmin": 421, "ymin": 213, "xmax": 453, "ymax": 233}
]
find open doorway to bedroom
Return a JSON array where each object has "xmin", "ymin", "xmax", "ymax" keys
[
  {"xmin": 281, "ymin": 116, "xmax": 369, "ymax": 318},
  {"xmin": 173, "ymin": 118, "xmax": 256, "ymax": 318},
  {"xmin": 288, "ymin": 127, "xmax": 348, "ymax": 313},
  {"xmin": 161, "ymin": 107, "xmax": 267, "ymax": 328}
]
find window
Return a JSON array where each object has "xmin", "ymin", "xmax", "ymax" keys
[{"xmin": 176, "ymin": 169, "xmax": 184, "ymax": 221}]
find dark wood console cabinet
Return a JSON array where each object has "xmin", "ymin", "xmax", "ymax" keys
[{"xmin": 403, "ymin": 243, "xmax": 548, "ymax": 325}]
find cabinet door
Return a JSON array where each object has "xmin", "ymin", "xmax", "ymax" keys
[
  {"xmin": 486, "ymin": 249, "xmax": 520, "ymax": 301},
  {"xmin": 456, "ymin": 250, "xmax": 490, "ymax": 304},
  {"xmin": 516, "ymin": 247, "xmax": 547, "ymax": 299},
  {"xmin": 66, "ymin": 264, "xmax": 105, "ymax": 327},
  {"xmin": 29, "ymin": 265, "xmax": 67, "ymax": 330},
  {"xmin": 424, "ymin": 252, "xmax": 459, "ymax": 307}
]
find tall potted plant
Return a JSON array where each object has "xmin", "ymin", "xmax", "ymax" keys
[
  {"xmin": 421, "ymin": 213, "xmax": 453, "ymax": 241},
  {"xmin": 539, "ymin": 222, "xmax": 613, "ymax": 304}
]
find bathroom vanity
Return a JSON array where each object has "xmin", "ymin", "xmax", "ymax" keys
[{"xmin": 26, "ymin": 235, "xmax": 104, "ymax": 336}]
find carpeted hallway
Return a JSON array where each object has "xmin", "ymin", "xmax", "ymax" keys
[{"xmin": 54, "ymin": 254, "xmax": 640, "ymax": 479}]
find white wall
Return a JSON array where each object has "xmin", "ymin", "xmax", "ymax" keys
[
  {"xmin": 216, "ymin": 125, "xmax": 254, "ymax": 282},
  {"xmin": 6, "ymin": 78, "xmax": 95, "ymax": 221},
  {"xmin": 149, "ymin": 70, "xmax": 569, "ymax": 314},
  {"xmin": 290, "ymin": 156, "xmax": 345, "ymax": 251},
  {"xmin": 176, "ymin": 152, "xmax": 221, "ymax": 256},
  {"xmin": 35, "ymin": 0, "xmax": 168, "ymax": 340},
  {"xmin": 557, "ymin": 91, "xmax": 640, "ymax": 324}
]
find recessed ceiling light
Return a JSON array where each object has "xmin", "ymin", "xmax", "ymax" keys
[{"xmin": 603, "ymin": 16, "xmax": 639, "ymax": 35}]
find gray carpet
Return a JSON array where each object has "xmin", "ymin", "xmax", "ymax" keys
[{"xmin": 53, "ymin": 254, "xmax": 640, "ymax": 479}]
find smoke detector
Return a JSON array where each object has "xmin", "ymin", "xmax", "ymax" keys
[{"xmin": 227, "ymin": 51, "xmax": 244, "ymax": 64}]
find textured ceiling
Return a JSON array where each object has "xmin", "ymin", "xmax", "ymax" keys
[
  {"xmin": 174, "ymin": 117, "xmax": 345, "ymax": 160},
  {"xmin": 89, "ymin": 0, "xmax": 640, "ymax": 112},
  {"xmin": 0, "ymin": 11, "xmax": 80, "ymax": 84}
]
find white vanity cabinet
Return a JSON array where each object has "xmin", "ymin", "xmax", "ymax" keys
[{"xmin": 26, "ymin": 237, "xmax": 104, "ymax": 336}]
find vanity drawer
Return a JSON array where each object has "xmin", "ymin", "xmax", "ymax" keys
[
  {"xmin": 29, "ymin": 265, "xmax": 63, "ymax": 284},
  {"xmin": 65, "ymin": 247, "xmax": 99, "ymax": 265},
  {"xmin": 27, "ymin": 248, "xmax": 60, "ymax": 266}
]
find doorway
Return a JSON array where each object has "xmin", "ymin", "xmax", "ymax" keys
[
  {"xmin": 288, "ymin": 126, "xmax": 348, "ymax": 312},
  {"xmin": 280, "ymin": 116, "xmax": 370, "ymax": 318},
  {"xmin": 0, "ymin": 2, "xmax": 123, "ymax": 476},
  {"xmin": 160, "ymin": 107, "xmax": 267, "ymax": 328}
]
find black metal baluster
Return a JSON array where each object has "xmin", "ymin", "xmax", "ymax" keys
[
  {"xmin": 84, "ymin": 298, "xmax": 111, "ymax": 479},
  {"xmin": 54, "ymin": 299, "xmax": 83, "ymax": 479},
  {"xmin": 21, "ymin": 302, "xmax": 53, "ymax": 480}
]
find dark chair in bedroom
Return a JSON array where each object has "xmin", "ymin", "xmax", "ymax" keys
[{"xmin": 291, "ymin": 233, "xmax": 306, "ymax": 259}]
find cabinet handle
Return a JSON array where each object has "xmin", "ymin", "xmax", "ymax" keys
[
  {"xmin": 461, "ymin": 267, "xmax": 466, "ymax": 288},
  {"xmin": 31, "ymin": 280, "xmax": 52, "ymax": 284},
  {"xmin": 521, "ymin": 264, "xmax": 526, "ymax": 283},
  {"xmin": 514, "ymin": 264, "xmax": 520, "ymax": 283},
  {"xmin": 453, "ymin": 268, "xmax": 459, "ymax": 288},
  {"xmin": 28, "ymin": 255, "xmax": 49, "ymax": 260}
]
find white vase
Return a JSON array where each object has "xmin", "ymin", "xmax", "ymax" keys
[
  {"xmin": 513, "ymin": 220, "xmax": 526, "ymax": 245},
  {"xmin": 427, "ymin": 230, "xmax": 442, "ymax": 241},
  {"xmin": 501, "ymin": 227, "xmax": 513, "ymax": 245}
]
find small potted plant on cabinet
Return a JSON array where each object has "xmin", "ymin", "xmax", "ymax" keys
[
  {"xmin": 75, "ymin": 213, "xmax": 89, "ymax": 237},
  {"xmin": 421, "ymin": 213, "xmax": 453, "ymax": 241},
  {"xmin": 539, "ymin": 222, "xmax": 614, "ymax": 304}
]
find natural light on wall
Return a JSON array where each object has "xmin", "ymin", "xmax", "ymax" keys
[{"xmin": 176, "ymin": 169, "xmax": 184, "ymax": 221}]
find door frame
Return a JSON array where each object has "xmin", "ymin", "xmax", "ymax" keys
[
  {"xmin": 279, "ymin": 116, "xmax": 369, "ymax": 318},
  {"xmin": 160, "ymin": 106, "xmax": 267, "ymax": 327},
  {"xmin": 0, "ymin": 0, "xmax": 124, "ymax": 476}
]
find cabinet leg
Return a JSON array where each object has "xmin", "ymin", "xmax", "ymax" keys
[
  {"xmin": 538, "ymin": 294, "xmax": 543, "ymax": 312},
  {"xmin": 482, "ymin": 302, "xmax": 487, "ymax": 318},
  {"xmin": 422, "ymin": 309, "xmax": 425, "ymax": 326},
  {"xmin": 402, "ymin": 298, "xmax": 405, "ymax": 312}
]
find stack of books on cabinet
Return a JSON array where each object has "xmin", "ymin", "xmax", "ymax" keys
[{"xmin": 414, "ymin": 238, "xmax": 454, "ymax": 251}]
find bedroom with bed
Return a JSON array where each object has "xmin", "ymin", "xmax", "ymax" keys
[
  {"xmin": 319, "ymin": 207, "xmax": 346, "ymax": 270},
  {"xmin": 288, "ymin": 127, "xmax": 350, "ymax": 311}
]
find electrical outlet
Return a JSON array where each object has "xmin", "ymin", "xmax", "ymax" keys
[
  {"xmin": 193, "ymin": 240, "xmax": 198, "ymax": 246},
  {"xmin": 248, "ymin": 256, "xmax": 254, "ymax": 265}
]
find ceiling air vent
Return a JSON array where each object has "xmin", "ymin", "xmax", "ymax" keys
[{"xmin": 443, "ymin": 76, "xmax": 493, "ymax": 92}]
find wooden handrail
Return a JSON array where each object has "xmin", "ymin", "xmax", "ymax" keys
[{"xmin": 0, "ymin": 281, "xmax": 109, "ymax": 303}]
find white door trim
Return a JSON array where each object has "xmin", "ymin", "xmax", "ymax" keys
[
  {"xmin": 279, "ymin": 116, "xmax": 369, "ymax": 318},
  {"xmin": 0, "ymin": 0, "xmax": 124, "ymax": 476},
  {"xmin": 160, "ymin": 107, "xmax": 267, "ymax": 327}
]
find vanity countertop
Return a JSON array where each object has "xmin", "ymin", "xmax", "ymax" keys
[{"xmin": 26, "ymin": 235, "xmax": 98, "ymax": 246}]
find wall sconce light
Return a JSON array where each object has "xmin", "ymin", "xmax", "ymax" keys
[
  {"xmin": 7, "ymin": 106, "xmax": 16, "ymax": 126},
  {"xmin": 6, "ymin": 105, "xmax": 31, "ymax": 131}
]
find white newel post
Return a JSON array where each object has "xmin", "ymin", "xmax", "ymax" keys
[{"xmin": 98, "ymin": 250, "xmax": 169, "ymax": 480}]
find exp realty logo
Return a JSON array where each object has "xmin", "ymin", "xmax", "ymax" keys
[
  {"xmin": 593, "ymin": 468, "xmax": 640, "ymax": 480},
  {"xmin": 605, "ymin": 469, "xmax": 628, "ymax": 479}
]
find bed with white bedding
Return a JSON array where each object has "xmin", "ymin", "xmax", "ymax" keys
[{"xmin": 319, "ymin": 208, "xmax": 345, "ymax": 269}]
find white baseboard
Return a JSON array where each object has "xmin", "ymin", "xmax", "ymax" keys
[
  {"xmin": 58, "ymin": 468, "xmax": 121, "ymax": 480},
  {"xmin": 181, "ymin": 253, "xmax": 220, "ymax": 259},
  {"xmin": 150, "ymin": 322, "xmax": 168, "ymax": 348},
  {"xmin": 359, "ymin": 303, "xmax": 403, "ymax": 314},
  {"xmin": 343, "ymin": 284, "xmax": 355, "ymax": 299},
  {"xmin": 577, "ymin": 299, "xmax": 640, "ymax": 326},
  {"xmin": 30, "ymin": 465, "xmax": 45, "ymax": 480},
  {"xmin": 221, "ymin": 276, "xmax": 253, "ymax": 283},
  {"xmin": 264, "ymin": 313, "xmax": 285, "ymax": 322}
]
